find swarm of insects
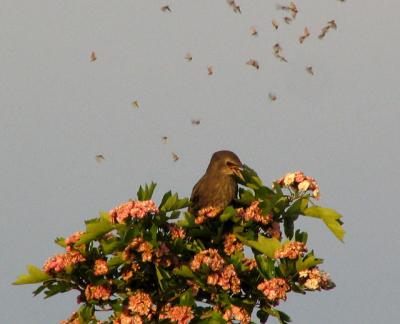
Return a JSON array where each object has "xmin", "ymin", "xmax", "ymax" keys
[
  {"xmin": 305, "ymin": 66, "xmax": 314, "ymax": 75},
  {"xmin": 226, "ymin": 0, "xmax": 241, "ymax": 13},
  {"xmin": 161, "ymin": 5, "xmax": 171, "ymax": 12},
  {"xmin": 249, "ymin": 27, "xmax": 258, "ymax": 36},
  {"xmin": 273, "ymin": 43, "xmax": 288, "ymax": 62},
  {"xmin": 185, "ymin": 52, "xmax": 193, "ymax": 62},
  {"xmin": 268, "ymin": 93, "xmax": 277, "ymax": 101},
  {"xmin": 132, "ymin": 101, "xmax": 139, "ymax": 109},
  {"xmin": 172, "ymin": 152, "xmax": 180, "ymax": 162},
  {"xmin": 90, "ymin": 51, "xmax": 97, "ymax": 62},
  {"xmin": 318, "ymin": 20, "xmax": 337, "ymax": 39},
  {"xmin": 299, "ymin": 27, "xmax": 310, "ymax": 44},
  {"xmin": 246, "ymin": 59, "xmax": 260, "ymax": 70},
  {"xmin": 95, "ymin": 155, "xmax": 105, "ymax": 163},
  {"xmin": 277, "ymin": 2, "xmax": 298, "ymax": 19}
]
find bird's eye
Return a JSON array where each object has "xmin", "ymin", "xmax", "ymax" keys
[{"xmin": 226, "ymin": 161, "xmax": 235, "ymax": 168}]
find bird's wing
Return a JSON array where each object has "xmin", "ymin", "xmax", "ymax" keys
[{"xmin": 189, "ymin": 176, "xmax": 205, "ymax": 213}]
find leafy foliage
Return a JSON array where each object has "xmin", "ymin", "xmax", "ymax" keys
[{"xmin": 14, "ymin": 166, "xmax": 344, "ymax": 323}]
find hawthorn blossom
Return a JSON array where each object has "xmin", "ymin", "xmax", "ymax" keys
[
  {"xmin": 242, "ymin": 258, "xmax": 258, "ymax": 270},
  {"xmin": 84, "ymin": 284, "xmax": 111, "ymax": 301},
  {"xmin": 257, "ymin": 278, "xmax": 290, "ymax": 303},
  {"xmin": 128, "ymin": 292, "xmax": 153, "ymax": 317},
  {"xmin": 194, "ymin": 206, "xmax": 222, "ymax": 224},
  {"xmin": 191, "ymin": 249, "xmax": 225, "ymax": 272},
  {"xmin": 159, "ymin": 304, "xmax": 194, "ymax": 324},
  {"xmin": 206, "ymin": 264, "xmax": 241, "ymax": 294},
  {"xmin": 113, "ymin": 312, "xmax": 143, "ymax": 324},
  {"xmin": 223, "ymin": 305, "xmax": 251, "ymax": 324},
  {"xmin": 60, "ymin": 312, "xmax": 79, "ymax": 324},
  {"xmin": 274, "ymin": 241, "xmax": 307, "ymax": 260},
  {"xmin": 168, "ymin": 223, "xmax": 186, "ymax": 239},
  {"xmin": 43, "ymin": 251, "xmax": 86, "ymax": 273},
  {"xmin": 123, "ymin": 237, "xmax": 153, "ymax": 262},
  {"xmin": 223, "ymin": 234, "xmax": 243, "ymax": 256},
  {"xmin": 94, "ymin": 259, "xmax": 108, "ymax": 276},
  {"xmin": 109, "ymin": 200, "xmax": 159, "ymax": 224},
  {"xmin": 239, "ymin": 201, "xmax": 272, "ymax": 225},
  {"xmin": 298, "ymin": 267, "xmax": 334, "ymax": 290},
  {"xmin": 276, "ymin": 171, "xmax": 320, "ymax": 199},
  {"xmin": 65, "ymin": 231, "xmax": 85, "ymax": 251},
  {"xmin": 267, "ymin": 221, "xmax": 282, "ymax": 240}
]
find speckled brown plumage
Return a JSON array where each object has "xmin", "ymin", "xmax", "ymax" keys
[{"xmin": 189, "ymin": 150, "xmax": 243, "ymax": 214}]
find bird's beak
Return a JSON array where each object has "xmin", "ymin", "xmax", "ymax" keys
[{"xmin": 231, "ymin": 165, "xmax": 244, "ymax": 182}]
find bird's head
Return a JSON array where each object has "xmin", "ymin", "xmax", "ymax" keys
[{"xmin": 207, "ymin": 150, "xmax": 244, "ymax": 181}]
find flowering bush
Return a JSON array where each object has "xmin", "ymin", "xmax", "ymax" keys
[{"xmin": 14, "ymin": 166, "xmax": 344, "ymax": 323}]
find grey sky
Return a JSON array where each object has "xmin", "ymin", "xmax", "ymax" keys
[{"xmin": 1, "ymin": 0, "xmax": 399, "ymax": 323}]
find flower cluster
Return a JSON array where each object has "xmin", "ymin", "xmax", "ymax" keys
[
  {"xmin": 257, "ymin": 278, "xmax": 290, "ymax": 304},
  {"xmin": 94, "ymin": 259, "xmax": 108, "ymax": 276},
  {"xmin": 109, "ymin": 200, "xmax": 159, "ymax": 224},
  {"xmin": 123, "ymin": 237, "xmax": 153, "ymax": 262},
  {"xmin": 274, "ymin": 241, "xmax": 308, "ymax": 260},
  {"xmin": 191, "ymin": 249, "xmax": 241, "ymax": 294},
  {"xmin": 191, "ymin": 249, "xmax": 225, "ymax": 272},
  {"xmin": 223, "ymin": 234, "xmax": 243, "ymax": 256},
  {"xmin": 128, "ymin": 292, "xmax": 154, "ymax": 318},
  {"xmin": 276, "ymin": 171, "xmax": 320, "ymax": 199},
  {"xmin": 65, "ymin": 231, "xmax": 85, "ymax": 252},
  {"xmin": 113, "ymin": 312, "xmax": 143, "ymax": 324},
  {"xmin": 194, "ymin": 206, "xmax": 222, "ymax": 224},
  {"xmin": 43, "ymin": 251, "xmax": 86, "ymax": 273},
  {"xmin": 159, "ymin": 304, "xmax": 194, "ymax": 324},
  {"xmin": 60, "ymin": 312, "xmax": 79, "ymax": 324},
  {"xmin": 238, "ymin": 201, "xmax": 272, "ymax": 225},
  {"xmin": 168, "ymin": 223, "xmax": 186, "ymax": 240},
  {"xmin": 298, "ymin": 267, "xmax": 334, "ymax": 290},
  {"xmin": 222, "ymin": 305, "xmax": 251, "ymax": 324},
  {"xmin": 84, "ymin": 284, "xmax": 111, "ymax": 301},
  {"xmin": 242, "ymin": 258, "xmax": 258, "ymax": 271},
  {"xmin": 207, "ymin": 264, "xmax": 241, "ymax": 294}
]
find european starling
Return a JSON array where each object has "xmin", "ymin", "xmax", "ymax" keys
[{"xmin": 189, "ymin": 150, "xmax": 244, "ymax": 214}]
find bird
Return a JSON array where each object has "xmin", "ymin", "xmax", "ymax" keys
[
  {"xmin": 161, "ymin": 5, "xmax": 171, "ymax": 12},
  {"xmin": 191, "ymin": 119, "xmax": 200, "ymax": 125},
  {"xmin": 246, "ymin": 59, "xmax": 260, "ymax": 70},
  {"xmin": 189, "ymin": 150, "xmax": 244, "ymax": 215}
]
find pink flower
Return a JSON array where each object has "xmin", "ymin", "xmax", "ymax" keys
[
  {"xmin": 298, "ymin": 267, "xmax": 333, "ymax": 290},
  {"xmin": 159, "ymin": 304, "xmax": 194, "ymax": 324},
  {"xmin": 84, "ymin": 284, "xmax": 111, "ymax": 301},
  {"xmin": 223, "ymin": 305, "xmax": 251, "ymax": 324},
  {"xmin": 191, "ymin": 249, "xmax": 225, "ymax": 272},
  {"xmin": 60, "ymin": 312, "xmax": 80, "ymax": 324},
  {"xmin": 128, "ymin": 292, "xmax": 153, "ymax": 316},
  {"xmin": 283, "ymin": 173, "xmax": 295, "ymax": 186},
  {"xmin": 298, "ymin": 180, "xmax": 310, "ymax": 192},
  {"xmin": 94, "ymin": 259, "xmax": 108, "ymax": 276},
  {"xmin": 223, "ymin": 234, "xmax": 243, "ymax": 256},
  {"xmin": 168, "ymin": 223, "xmax": 186, "ymax": 240},
  {"xmin": 109, "ymin": 200, "xmax": 158, "ymax": 224},
  {"xmin": 113, "ymin": 312, "xmax": 143, "ymax": 324},
  {"xmin": 257, "ymin": 278, "xmax": 290, "ymax": 303},
  {"xmin": 239, "ymin": 201, "xmax": 272, "ymax": 225},
  {"xmin": 242, "ymin": 258, "xmax": 258, "ymax": 270},
  {"xmin": 274, "ymin": 241, "xmax": 307, "ymax": 260},
  {"xmin": 43, "ymin": 251, "xmax": 86, "ymax": 273}
]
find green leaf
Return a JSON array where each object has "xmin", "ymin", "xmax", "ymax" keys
[
  {"xmin": 107, "ymin": 255, "xmax": 124, "ymax": 268},
  {"xmin": 77, "ymin": 219, "xmax": 114, "ymax": 245},
  {"xmin": 179, "ymin": 290, "xmax": 195, "ymax": 306},
  {"xmin": 78, "ymin": 304, "xmax": 94, "ymax": 323},
  {"xmin": 296, "ymin": 252, "xmax": 323, "ymax": 271},
  {"xmin": 238, "ymin": 189, "xmax": 256, "ymax": 205},
  {"xmin": 220, "ymin": 206, "xmax": 236, "ymax": 222},
  {"xmin": 237, "ymin": 234, "xmax": 281, "ymax": 258},
  {"xmin": 303, "ymin": 206, "xmax": 345, "ymax": 242},
  {"xmin": 13, "ymin": 265, "xmax": 51, "ymax": 285},
  {"xmin": 173, "ymin": 265, "xmax": 195, "ymax": 278},
  {"xmin": 54, "ymin": 237, "xmax": 66, "ymax": 248},
  {"xmin": 283, "ymin": 218, "xmax": 294, "ymax": 240},
  {"xmin": 137, "ymin": 182, "xmax": 157, "ymax": 201},
  {"xmin": 262, "ymin": 307, "xmax": 292, "ymax": 324},
  {"xmin": 255, "ymin": 255, "xmax": 275, "ymax": 279},
  {"xmin": 156, "ymin": 265, "xmax": 170, "ymax": 291},
  {"xmin": 294, "ymin": 230, "xmax": 308, "ymax": 244},
  {"xmin": 160, "ymin": 193, "xmax": 178, "ymax": 212}
]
